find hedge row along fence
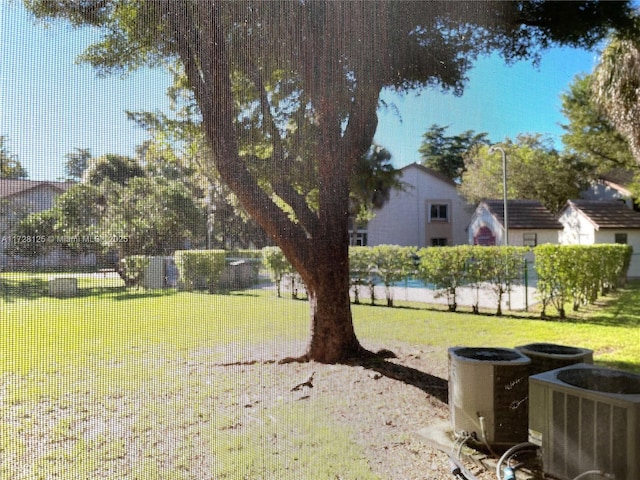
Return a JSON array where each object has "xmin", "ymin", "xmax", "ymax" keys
[
  {"xmin": 136, "ymin": 244, "xmax": 631, "ymax": 317},
  {"xmin": 174, "ymin": 250, "xmax": 227, "ymax": 293},
  {"xmin": 351, "ymin": 245, "xmax": 529, "ymax": 313},
  {"xmin": 535, "ymin": 244, "xmax": 631, "ymax": 318},
  {"xmin": 261, "ymin": 244, "xmax": 631, "ymax": 317}
]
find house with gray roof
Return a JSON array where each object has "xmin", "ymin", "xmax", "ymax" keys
[
  {"xmin": 1, "ymin": 179, "xmax": 70, "ymax": 235},
  {"xmin": 0, "ymin": 179, "xmax": 87, "ymax": 269},
  {"xmin": 559, "ymin": 199, "xmax": 640, "ymax": 277},
  {"xmin": 468, "ymin": 199, "xmax": 562, "ymax": 247},
  {"xmin": 581, "ymin": 169, "xmax": 639, "ymax": 210}
]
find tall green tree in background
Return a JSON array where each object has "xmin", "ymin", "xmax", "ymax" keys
[
  {"xmin": 0, "ymin": 136, "xmax": 28, "ymax": 179},
  {"xmin": 350, "ymin": 145, "xmax": 401, "ymax": 225},
  {"xmin": 13, "ymin": 165, "xmax": 205, "ymax": 274},
  {"xmin": 419, "ymin": 124, "xmax": 489, "ymax": 182},
  {"xmin": 459, "ymin": 135, "xmax": 592, "ymax": 213},
  {"xmin": 64, "ymin": 147, "xmax": 92, "ymax": 182},
  {"xmin": 561, "ymin": 74, "xmax": 635, "ymax": 171},
  {"xmin": 592, "ymin": 35, "xmax": 640, "ymax": 162},
  {"xmin": 28, "ymin": 0, "xmax": 635, "ymax": 363},
  {"xmin": 83, "ymin": 154, "xmax": 146, "ymax": 186}
]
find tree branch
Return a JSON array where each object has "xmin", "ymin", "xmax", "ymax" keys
[
  {"xmin": 243, "ymin": 60, "xmax": 319, "ymax": 235},
  {"xmin": 160, "ymin": 2, "xmax": 310, "ymax": 253}
]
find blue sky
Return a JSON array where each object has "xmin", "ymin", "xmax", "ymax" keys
[{"xmin": 2, "ymin": 2, "xmax": 600, "ymax": 181}]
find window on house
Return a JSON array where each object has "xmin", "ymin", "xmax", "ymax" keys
[
  {"xmin": 615, "ymin": 233, "xmax": 628, "ymax": 244},
  {"xmin": 349, "ymin": 230, "xmax": 368, "ymax": 247},
  {"xmin": 430, "ymin": 204, "xmax": 448, "ymax": 222},
  {"xmin": 523, "ymin": 233, "xmax": 537, "ymax": 247},
  {"xmin": 431, "ymin": 238, "xmax": 448, "ymax": 246}
]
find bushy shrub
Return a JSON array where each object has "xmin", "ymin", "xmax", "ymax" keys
[
  {"xmin": 417, "ymin": 245, "xmax": 473, "ymax": 312},
  {"xmin": 120, "ymin": 255, "xmax": 150, "ymax": 289},
  {"xmin": 416, "ymin": 245, "xmax": 528, "ymax": 315},
  {"xmin": 174, "ymin": 250, "xmax": 226, "ymax": 293},
  {"xmin": 369, "ymin": 245, "xmax": 416, "ymax": 307},
  {"xmin": 262, "ymin": 246, "xmax": 295, "ymax": 298},
  {"xmin": 349, "ymin": 246, "xmax": 376, "ymax": 304},
  {"xmin": 534, "ymin": 244, "xmax": 631, "ymax": 318}
]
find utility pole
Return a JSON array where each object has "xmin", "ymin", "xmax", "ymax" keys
[{"xmin": 489, "ymin": 145, "xmax": 508, "ymax": 246}]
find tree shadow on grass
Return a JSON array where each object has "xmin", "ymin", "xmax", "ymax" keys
[
  {"xmin": 570, "ymin": 291, "xmax": 640, "ymax": 328},
  {"xmin": 0, "ymin": 279, "xmax": 180, "ymax": 302},
  {"xmin": 0, "ymin": 277, "xmax": 48, "ymax": 301},
  {"xmin": 111, "ymin": 288, "xmax": 177, "ymax": 301},
  {"xmin": 348, "ymin": 352, "xmax": 449, "ymax": 404}
]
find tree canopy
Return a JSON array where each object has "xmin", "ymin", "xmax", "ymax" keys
[
  {"xmin": 27, "ymin": 0, "xmax": 637, "ymax": 363},
  {"xmin": 64, "ymin": 148, "xmax": 92, "ymax": 182},
  {"xmin": 83, "ymin": 154, "xmax": 146, "ymax": 186},
  {"xmin": 0, "ymin": 136, "xmax": 28, "ymax": 179},
  {"xmin": 592, "ymin": 31, "xmax": 640, "ymax": 171},
  {"xmin": 13, "ymin": 161, "xmax": 205, "ymax": 271},
  {"xmin": 460, "ymin": 134, "xmax": 593, "ymax": 213},
  {"xmin": 561, "ymin": 73, "xmax": 636, "ymax": 171},
  {"xmin": 418, "ymin": 124, "xmax": 489, "ymax": 182}
]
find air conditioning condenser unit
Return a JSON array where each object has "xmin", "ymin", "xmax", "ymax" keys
[
  {"xmin": 515, "ymin": 342, "xmax": 593, "ymax": 376},
  {"xmin": 449, "ymin": 347, "xmax": 531, "ymax": 447},
  {"xmin": 529, "ymin": 363, "xmax": 640, "ymax": 480}
]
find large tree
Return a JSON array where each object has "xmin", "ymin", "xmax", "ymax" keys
[
  {"xmin": 419, "ymin": 124, "xmax": 489, "ymax": 182},
  {"xmin": 83, "ymin": 154, "xmax": 146, "ymax": 186},
  {"xmin": 13, "ymin": 175, "xmax": 204, "ymax": 274},
  {"xmin": 28, "ymin": 0, "xmax": 635, "ymax": 363},
  {"xmin": 64, "ymin": 147, "xmax": 92, "ymax": 182},
  {"xmin": 592, "ymin": 35, "xmax": 640, "ymax": 161},
  {"xmin": 459, "ymin": 135, "xmax": 593, "ymax": 213},
  {"xmin": 561, "ymin": 73, "xmax": 636, "ymax": 171}
]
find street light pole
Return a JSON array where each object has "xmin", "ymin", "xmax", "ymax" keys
[{"xmin": 489, "ymin": 145, "xmax": 508, "ymax": 246}]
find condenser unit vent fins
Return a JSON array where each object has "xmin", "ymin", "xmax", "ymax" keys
[{"xmin": 529, "ymin": 364, "xmax": 640, "ymax": 480}]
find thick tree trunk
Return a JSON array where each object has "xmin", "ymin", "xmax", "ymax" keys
[
  {"xmin": 164, "ymin": 2, "xmax": 376, "ymax": 364},
  {"xmin": 305, "ymin": 228, "xmax": 364, "ymax": 363},
  {"xmin": 305, "ymin": 257, "xmax": 363, "ymax": 363}
]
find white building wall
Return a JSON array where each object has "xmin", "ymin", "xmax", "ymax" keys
[
  {"xmin": 367, "ymin": 164, "xmax": 472, "ymax": 247},
  {"xmin": 558, "ymin": 207, "xmax": 595, "ymax": 245},
  {"xmin": 509, "ymin": 229, "xmax": 559, "ymax": 246},
  {"xmin": 559, "ymin": 206, "xmax": 640, "ymax": 278},
  {"xmin": 468, "ymin": 205, "xmax": 502, "ymax": 245}
]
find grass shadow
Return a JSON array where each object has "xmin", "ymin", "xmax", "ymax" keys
[
  {"xmin": 595, "ymin": 358, "xmax": 640, "ymax": 374},
  {"xmin": 111, "ymin": 288, "xmax": 178, "ymax": 301},
  {"xmin": 0, "ymin": 277, "xmax": 48, "ymax": 301},
  {"xmin": 568, "ymin": 282, "xmax": 640, "ymax": 328}
]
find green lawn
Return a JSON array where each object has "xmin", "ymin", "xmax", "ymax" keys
[{"xmin": 1, "ymin": 276, "xmax": 639, "ymax": 479}]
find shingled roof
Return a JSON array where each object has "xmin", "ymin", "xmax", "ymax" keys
[
  {"xmin": 565, "ymin": 200, "xmax": 640, "ymax": 229},
  {"xmin": 482, "ymin": 200, "xmax": 562, "ymax": 230},
  {"xmin": 0, "ymin": 179, "xmax": 71, "ymax": 199}
]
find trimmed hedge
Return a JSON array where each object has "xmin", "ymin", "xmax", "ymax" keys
[
  {"xmin": 417, "ymin": 245, "xmax": 528, "ymax": 315},
  {"xmin": 174, "ymin": 250, "xmax": 227, "ymax": 293},
  {"xmin": 349, "ymin": 246, "xmax": 376, "ymax": 305},
  {"xmin": 171, "ymin": 243, "xmax": 632, "ymax": 316},
  {"xmin": 370, "ymin": 245, "xmax": 416, "ymax": 307},
  {"xmin": 534, "ymin": 244, "xmax": 632, "ymax": 318}
]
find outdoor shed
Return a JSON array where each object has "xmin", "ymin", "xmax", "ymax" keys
[
  {"xmin": 468, "ymin": 200, "xmax": 562, "ymax": 247},
  {"xmin": 559, "ymin": 199, "xmax": 640, "ymax": 277}
]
